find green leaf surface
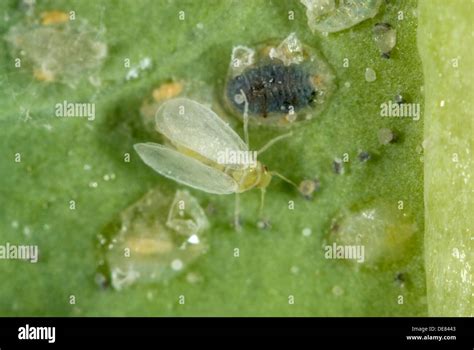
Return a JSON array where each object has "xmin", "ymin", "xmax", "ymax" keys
[{"xmin": 0, "ymin": 0, "xmax": 431, "ymax": 316}]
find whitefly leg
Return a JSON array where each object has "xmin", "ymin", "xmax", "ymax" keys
[
  {"xmin": 259, "ymin": 188, "xmax": 266, "ymax": 218},
  {"xmin": 234, "ymin": 193, "xmax": 242, "ymax": 232}
]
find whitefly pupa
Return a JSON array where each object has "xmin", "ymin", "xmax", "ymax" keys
[
  {"xmin": 224, "ymin": 33, "xmax": 336, "ymax": 126},
  {"xmin": 134, "ymin": 97, "xmax": 297, "ymax": 229},
  {"xmin": 99, "ymin": 188, "xmax": 209, "ymax": 290},
  {"xmin": 4, "ymin": 12, "xmax": 107, "ymax": 86}
]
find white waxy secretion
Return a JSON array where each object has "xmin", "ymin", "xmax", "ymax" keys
[
  {"xmin": 230, "ymin": 45, "xmax": 255, "ymax": 75},
  {"xmin": 300, "ymin": 0, "xmax": 383, "ymax": 33}
]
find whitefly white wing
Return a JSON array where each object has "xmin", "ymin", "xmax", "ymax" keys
[
  {"xmin": 134, "ymin": 142, "xmax": 237, "ymax": 194},
  {"xmin": 155, "ymin": 98, "xmax": 248, "ymax": 164}
]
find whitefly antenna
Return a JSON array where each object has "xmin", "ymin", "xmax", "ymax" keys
[
  {"xmin": 258, "ymin": 131, "xmax": 293, "ymax": 155},
  {"xmin": 234, "ymin": 193, "xmax": 242, "ymax": 232},
  {"xmin": 271, "ymin": 171, "xmax": 299, "ymax": 189}
]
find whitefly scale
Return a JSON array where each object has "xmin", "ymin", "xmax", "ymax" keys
[{"xmin": 224, "ymin": 33, "xmax": 336, "ymax": 126}]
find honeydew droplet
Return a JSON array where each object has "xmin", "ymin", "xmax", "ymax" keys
[
  {"xmin": 302, "ymin": 227, "xmax": 312, "ymax": 237},
  {"xmin": 186, "ymin": 272, "xmax": 202, "ymax": 284},
  {"xmin": 290, "ymin": 266, "xmax": 300, "ymax": 274},
  {"xmin": 23, "ymin": 226, "xmax": 31, "ymax": 237},
  {"xmin": 373, "ymin": 23, "xmax": 397, "ymax": 57},
  {"xmin": 332, "ymin": 285, "xmax": 344, "ymax": 296},
  {"xmin": 365, "ymin": 67, "xmax": 377, "ymax": 82},
  {"xmin": 171, "ymin": 259, "xmax": 183, "ymax": 271}
]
